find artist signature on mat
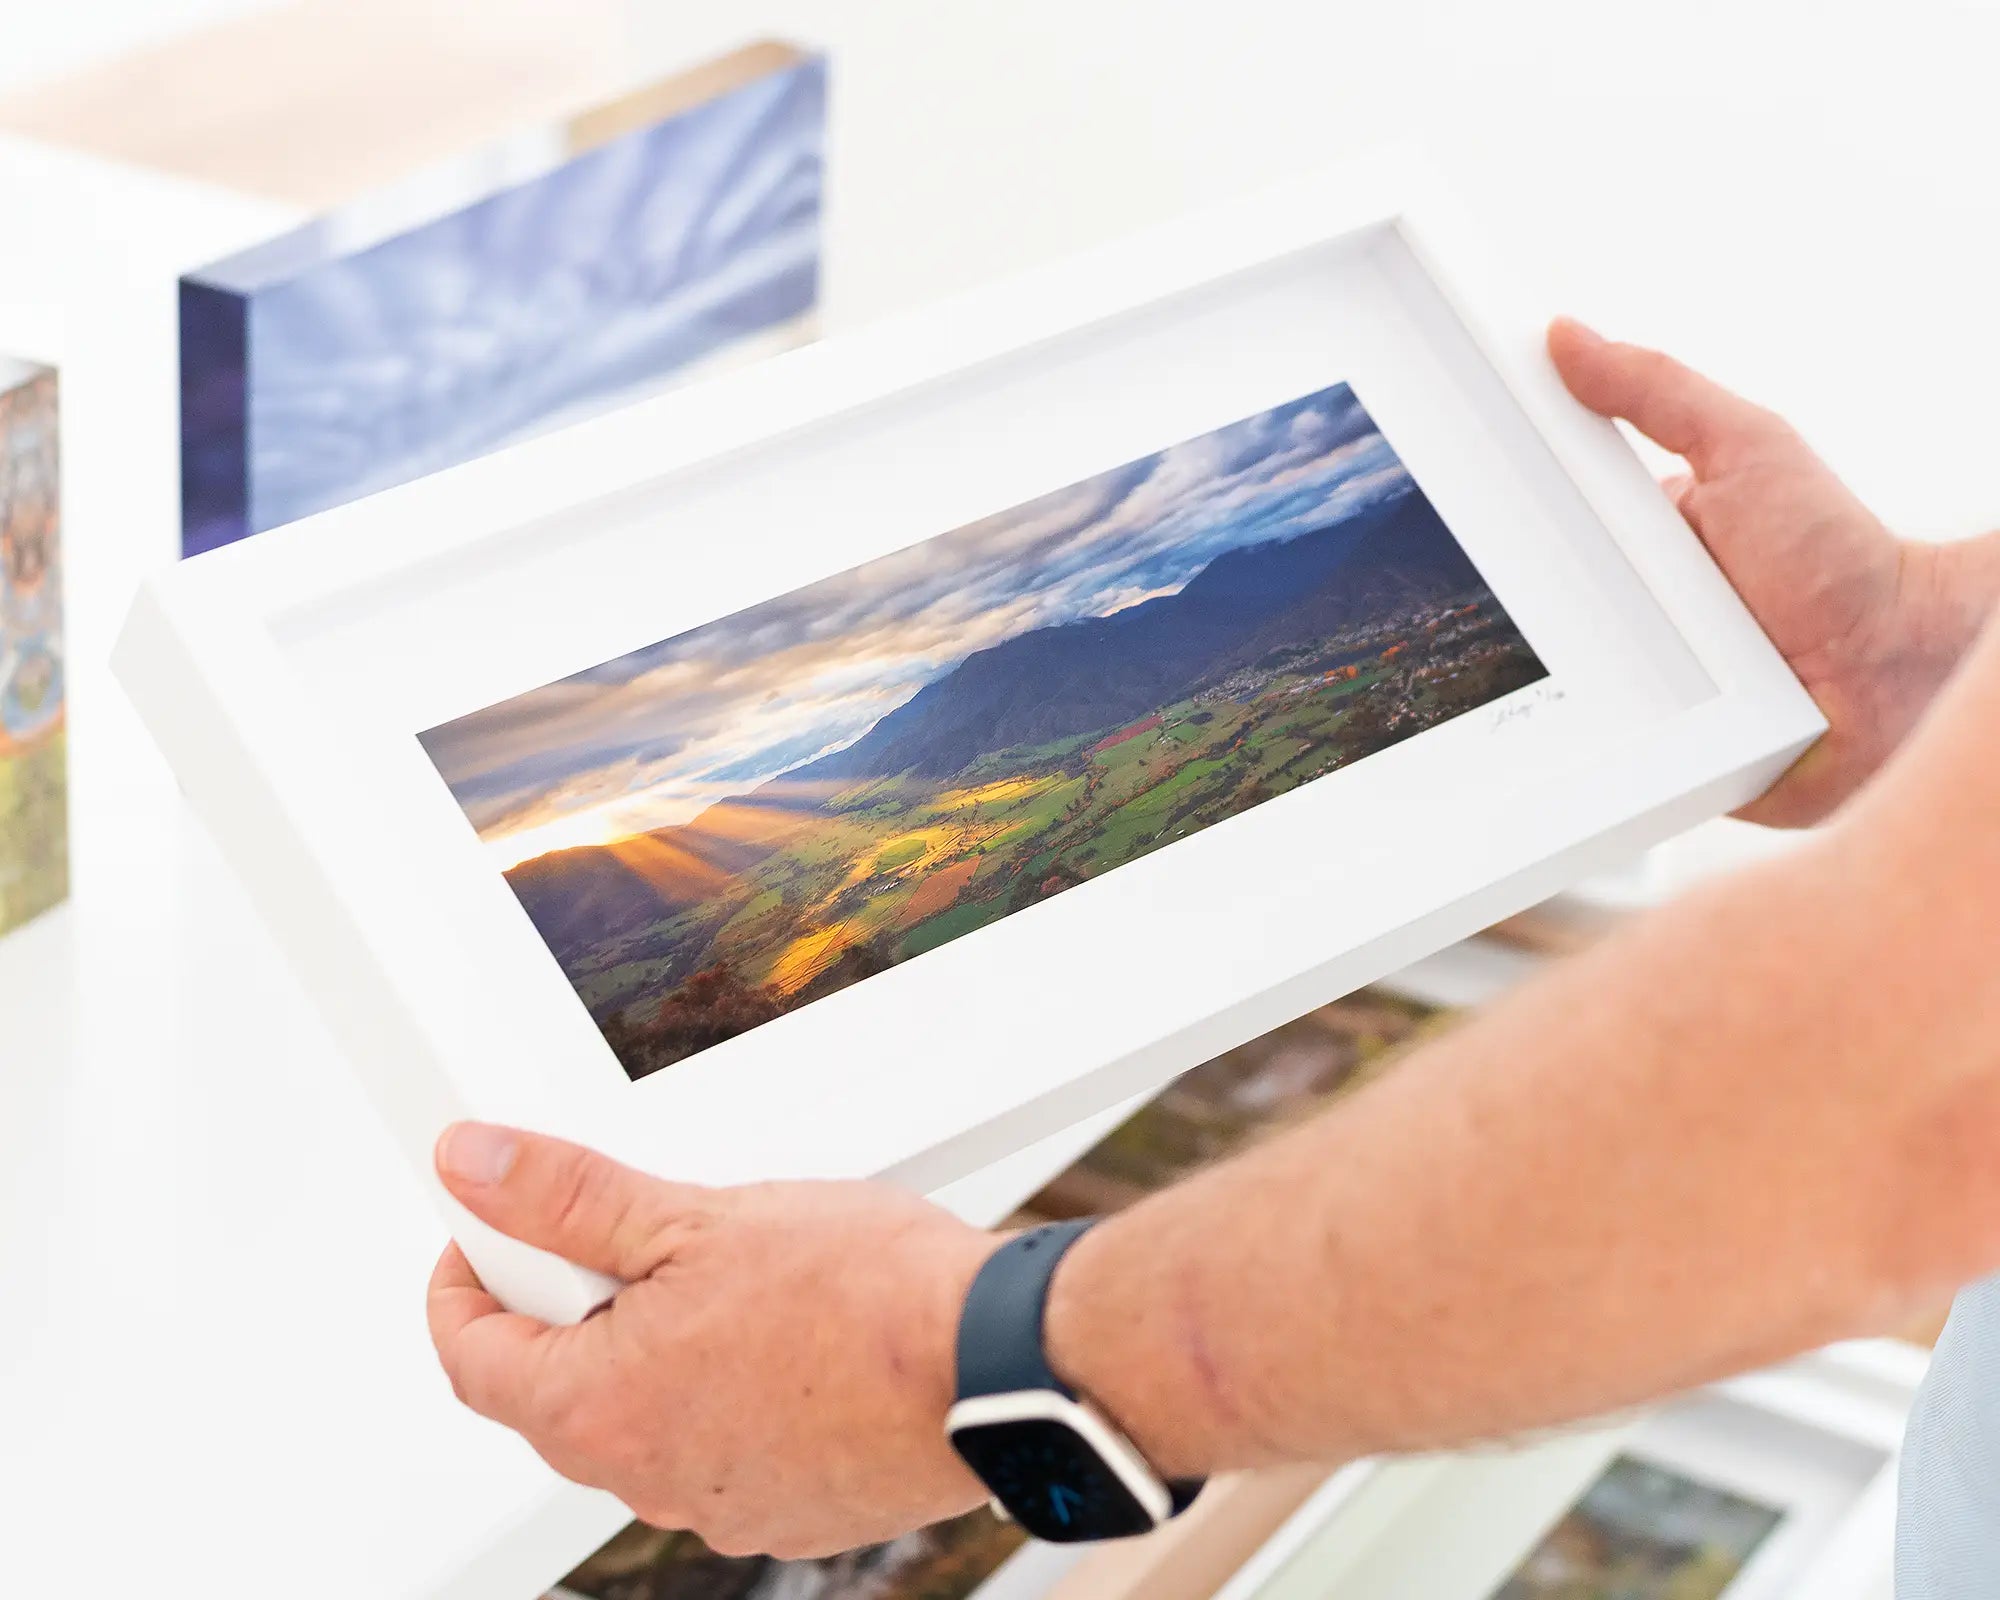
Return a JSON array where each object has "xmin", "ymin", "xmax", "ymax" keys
[{"xmin": 1489, "ymin": 681, "xmax": 1567, "ymax": 731}]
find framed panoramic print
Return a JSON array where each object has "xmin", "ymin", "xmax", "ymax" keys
[
  {"xmin": 115, "ymin": 152, "xmax": 1826, "ymax": 1321},
  {"xmin": 1212, "ymin": 1342, "xmax": 1920, "ymax": 1600}
]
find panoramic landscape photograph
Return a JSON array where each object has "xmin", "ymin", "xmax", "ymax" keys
[{"xmin": 421, "ymin": 383, "xmax": 1546, "ymax": 1079}]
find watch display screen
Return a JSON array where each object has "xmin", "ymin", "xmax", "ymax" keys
[{"xmin": 949, "ymin": 1418, "xmax": 1156, "ymax": 1541}]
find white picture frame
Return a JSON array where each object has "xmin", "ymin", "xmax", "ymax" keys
[
  {"xmin": 113, "ymin": 150, "xmax": 1825, "ymax": 1322},
  {"xmin": 1212, "ymin": 1341, "xmax": 1922, "ymax": 1600}
]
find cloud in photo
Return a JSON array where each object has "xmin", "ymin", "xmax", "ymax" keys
[{"xmin": 421, "ymin": 383, "xmax": 1415, "ymax": 864}]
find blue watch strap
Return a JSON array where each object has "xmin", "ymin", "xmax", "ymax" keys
[
  {"xmin": 956, "ymin": 1218, "xmax": 1204, "ymax": 1517},
  {"xmin": 956, "ymin": 1218, "xmax": 1095, "ymax": 1401}
]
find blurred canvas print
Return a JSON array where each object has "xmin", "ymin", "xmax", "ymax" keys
[
  {"xmin": 549, "ymin": 1507, "xmax": 1025, "ymax": 1600},
  {"xmin": 1023, "ymin": 985, "xmax": 1450, "ymax": 1219},
  {"xmin": 179, "ymin": 41, "xmax": 824, "ymax": 555},
  {"xmin": 1491, "ymin": 1454, "xmax": 1783, "ymax": 1600},
  {"xmin": 0, "ymin": 360, "xmax": 66, "ymax": 937},
  {"xmin": 422, "ymin": 385, "xmax": 1545, "ymax": 1080}
]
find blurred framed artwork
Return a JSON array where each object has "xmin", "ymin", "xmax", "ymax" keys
[
  {"xmin": 1211, "ymin": 1344, "xmax": 1918, "ymax": 1600},
  {"xmin": 0, "ymin": 357, "xmax": 64, "ymax": 937},
  {"xmin": 546, "ymin": 1507, "xmax": 1041, "ymax": 1600},
  {"xmin": 116, "ymin": 151, "xmax": 1825, "ymax": 1323}
]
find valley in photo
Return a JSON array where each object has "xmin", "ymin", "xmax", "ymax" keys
[{"xmin": 420, "ymin": 384, "xmax": 1546, "ymax": 1079}]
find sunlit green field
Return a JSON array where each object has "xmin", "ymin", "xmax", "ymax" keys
[{"xmin": 568, "ymin": 612, "xmax": 1544, "ymax": 1078}]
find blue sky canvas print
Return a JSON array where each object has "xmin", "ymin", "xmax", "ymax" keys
[
  {"xmin": 179, "ymin": 51, "xmax": 825, "ymax": 557},
  {"xmin": 420, "ymin": 384, "xmax": 1547, "ymax": 1080}
]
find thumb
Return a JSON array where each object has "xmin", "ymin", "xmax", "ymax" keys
[
  {"xmin": 1547, "ymin": 317, "xmax": 1788, "ymax": 477},
  {"xmin": 436, "ymin": 1122, "xmax": 716, "ymax": 1282}
]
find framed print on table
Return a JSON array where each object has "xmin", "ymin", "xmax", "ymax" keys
[
  {"xmin": 114, "ymin": 151, "xmax": 1826, "ymax": 1322},
  {"xmin": 1210, "ymin": 1342, "xmax": 1921, "ymax": 1600}
]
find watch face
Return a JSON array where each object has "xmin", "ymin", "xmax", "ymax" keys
[{"xmin": 949, "ymin": 1417, "xmax": 1157, "ymax": 1541}]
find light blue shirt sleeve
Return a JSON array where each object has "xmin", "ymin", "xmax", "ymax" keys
[{"xmin": 1897, "ymin": 1275, "xmax": 2000, "ymax": 1596}]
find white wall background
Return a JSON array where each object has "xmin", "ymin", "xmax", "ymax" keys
[
  {"xmin": 7, "ymin": 0, "xmax": 1998, "ymax": 537},
  {"xmin": 0, "ymin": 0, "xmax": 275, "ymax": 90},
  {"xmin": 644, "ymin": 0, "xmax": 2000, "ymax": 542}
]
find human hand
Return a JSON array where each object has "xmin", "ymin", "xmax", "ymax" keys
[
  {"xmin": 1548, "ymin": 319, "xmax": 1965, "ymax": 827},
  {"xmin": 426, "ymin": 1123, "xmax": 996, "ymax": 1557}
]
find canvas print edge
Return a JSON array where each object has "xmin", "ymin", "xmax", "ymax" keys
[
  {"xmin": 177, "ymin": 46, "xmax": 827, "ymax": 556},
  {"xmin": 0, "ymin": 361, "xmax": 68, "ymax": 937}
]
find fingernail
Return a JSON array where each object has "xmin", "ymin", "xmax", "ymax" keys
[
  {"xmin": 1554, "ymin": 316, "xmax": 1606, "ymax": 349},
  {"xmin": 439, "ymin": 1123, "xmax": 518, "ymax": 1187}
]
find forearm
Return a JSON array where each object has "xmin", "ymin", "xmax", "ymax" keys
[
  {"xmin": 1047, "ymin": 613, "xmax": 2000, "ymax": 1476},
  {"xmin": 1051, "ymin": 851, "xmax": 1977, "ymax": 1473}
]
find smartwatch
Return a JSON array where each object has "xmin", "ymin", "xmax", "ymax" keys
[{"xmin": 945, "ymin": 1218, "xmax": 1204, "ymax": 1541}]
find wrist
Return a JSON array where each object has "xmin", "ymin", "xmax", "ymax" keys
[
  {"xmin": 1040, "ymin": 1202, "xmax": 1239, "ymax": 1480},
  {"xmin": 1749, "ymin": 534, "xmax": 1998, "ymax": 827},
  {"xmin": 1904, "ymin": 532, "xmax": 2000, "ymax": 667},
  {"xmin": 923, "ymin": 1227, "xmax": 1015, "ymax": 1496},
  {"xmin": 1857, "ymin": 535, "xmax": 2000, "ymax": 744}
]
